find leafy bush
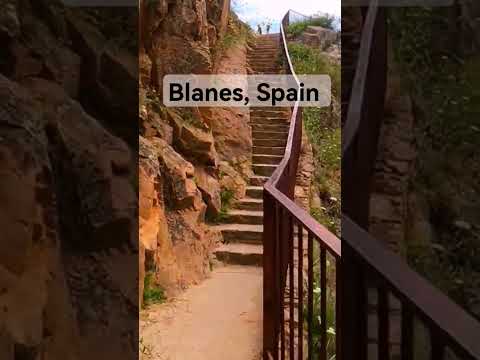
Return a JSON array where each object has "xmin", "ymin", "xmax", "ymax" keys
[
  {"xmin": 287, "ymin": 22, "xmax": 310, "ymax": 37},
  {"xmin": 286, "ymin": 15, "xmax": 336, "ymax": 37},
  {"xmin": 389, "ymin": 7, "xmax": 480, "ymax": 318},
  {"xmin": 288, "ymin": 40, "xmax": 340, "ymax": 357},
  {"xmin": 288, "ymin": 43, "xmax": 341, "ymax": 236},
  {"xmin": 212, "ymin": 17, "xmax": 253, "ymax": 64},
  {"xmin": 288, "ymin": 43, "xmax": 339, "ymax": 96},
  {"xmin": 303, "ymin": 249, "xmax": 337, "ymax": 359}
]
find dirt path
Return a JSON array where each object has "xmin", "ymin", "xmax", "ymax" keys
[{"xmin": 140, "ymin": 265, "xmax": 263, "ymax": 360}]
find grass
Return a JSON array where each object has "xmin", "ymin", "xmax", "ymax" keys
[
  {"xmin": 288, "ymin": 41, "xmax": 340, "ymax": 357},
  {"xmin": 287, "ymin": 15, "xmax": 336, "ymax": 37},
  {"xmin": 389, "ymin": 7, "xmax": 480, "ymax": 318},
  {"xmin": 304, "ymin": 249, "xmax": 337, "ymax": 359},
  {"xmin": 212, "ymin": 15, "xmax": 253, "ymax": 66},
  {"xmin": 287, "ymin": 44, "xmax": 340, "ymax": 95},
  {"xmin": 288, "ymin": 43, "xmax": 341, "ymax": 236},
  {"xmin": 143, "ymin": 271, "xmax": 166, "ymax": 308}
]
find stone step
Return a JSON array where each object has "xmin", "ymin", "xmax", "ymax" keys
[
  {"xmin": 253, "ymin": 44, "xmax": 278, "ymax": 49},
  {"xmin": 253, "ymin": 164, "xmax": 277, "ymax": 177},
  {"xmin": 251, "ymin": 68, "xmax": 280, "ymax": 73},
  {"xmin": 253, "ymin": 130, "xmax": 288, "ymax": 140},
  {"xmin": 251, "ymin": 117, "xmax": 289, "ymax": 125},
  {"xmin": 253, "ymin": 146, "xmax": 285, "ymax": 156},
  {"xmin": 249, "ymin": 57, "xmax": 280, "ymax": 62},
  {"xmin": 246, "ymin": 186, "xmax": 263, "ymax": 199},
  {"xmin": 251, "ymin": 110, "xmax": 290, "ymax": 118},
  {"xmin": 253, "ymin": 138, "xmax": 287, "ymax": 148},
  {"xmin": 251, "ymin": 67, "xmax": 280, "ymax": 72},
  {"xmin": 248, "ymin": 55, "xmax": 279, "ymax": 61},
  {"xmin": 253, "ymin": 45, "xmax": 278, "ymax": 49},
  {"xmin": 224, "ymin": 209, "xmax": 263, "ymax": 225},
  {"xmin": 250, "ymin": 61, "xmax": 281, "ymax": 67},
  {"xmin": 251, "ymin": 123, "xmax": 290, "ymax": 132},
  {"xmin": 214, "ymin": 243, "xmax": 263, "ymax": 266},
  {"xmin": 214, "ymin": 224, "xmax": 263, "ymax": 244},
  {"xmin": 234, "ymin": 197, "xmax": 263, "ymax": 211},
  {"xmin": 249, "ymin": 52, "xmax": 278, "ymax": 57},
  {"xmin": 252, "ymin": 71, "xmax": 283, "ymax": 75},
  {"xmin": 249, "ymin": 175, "xmax": 269, "ymax": 186},
  {"xmin": 251, "ymin": 106, "xmax": 291, "ymax": 111},
  {"xmin": 253, "ymin": 154, "xmax": 283, "ymax": 165}
]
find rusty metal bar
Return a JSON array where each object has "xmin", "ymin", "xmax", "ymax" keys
[
  {"xmin": 276, "ymin": 204, "xmax": 284, "ymax": 360},
  {"xmin": 378, "ymin": 285, "xmax": 390, "ymax": 359},
  {"xmin": 320, "ymin": 246, "xmax": 327, "ymax": 360},
  {"xmin": 298, "ymin": 223, "xmax": 304, "ymax": 360},
  {"xmin": 264, "ymin": 9, "xmax": 341, "ymax": 360},
  {"xmin": 401, "ymin": 303, "xmax": 414, "ymax": 360},
  {"xmin": 289, "ymin": 216, "xmax": 295, "ymax": 359},
  {"xmin": 335, "ymin": 257, "xmax": 341, "ymax": 360},
  {"xmin": 307, "ymin": 232, "xmax": 314, "ymax": 360},
  {"xmin": 263, "ymin": 192, "xmax": 276, "ymax": 360},
  {"xmin": 279, "ymin": 208, "xmax": 289, "ymax": 360},
  {"xmin": 431, "ymin": 329, "xmax": 446, "ymax": 360}
]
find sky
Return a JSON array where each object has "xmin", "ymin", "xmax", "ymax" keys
[{"xmin": 232, "ymin": 0, "xmax": 341, "ymax": 33}]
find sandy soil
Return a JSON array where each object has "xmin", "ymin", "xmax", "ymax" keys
[{"xmin": 140, "ymin": 265, "xmax": 263, "ymax": 360}]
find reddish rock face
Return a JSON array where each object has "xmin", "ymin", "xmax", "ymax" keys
[
  {"xmin": 138, "ymin": 0, "xmax": 254, "ymax": 304},
  {"xmin": 140, "ymin": 0, "xmax": 232, "ymax": 87},
  {"xmin": 1, "ymin": 2, "xmax": 138, "ymax": 359}
]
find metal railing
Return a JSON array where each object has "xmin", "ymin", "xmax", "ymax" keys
[
  {"xmin": 282, "ymin": 9, "xmax": 332, "ymax": 29},
  {"xmin": 263, "ymin": 10, "xmax": 341, "ymax": 360},
  {"xmin": 342, "ymin": 1, "xmax": 480, "ymax": 359}
]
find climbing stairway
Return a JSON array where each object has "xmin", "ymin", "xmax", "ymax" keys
[{"xmin": 214, "ymin": 34, "xmax": 290, "ymax": 266}]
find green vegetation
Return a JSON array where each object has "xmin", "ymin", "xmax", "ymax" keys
[
  {"xmin": 389, "ymin": 8, "xmax": 480, "ymax": 317},
  {"xmin": 212, "ymin": 16, "xmax": 253, "ymax": 65},
  {"xmin": 286, "ymin": 15, "xmax": 335, "ymax": 37},
  {"xmin": 288, "ymin": 41, "xmax": 339, "ymax": 358},
  {"xmin": 207, "ymin": 188, "xmax": 235, "ymax": 224},
  {"xmin": 287, "ymin": 44, "xmax": 340, "ymax": 93},
  {"xmin": 288, "ymin": 43, "xmax": 341, "ymax": 235},
  {"xmin": 306, "ymin": 250, "xmax": 337, "ymax": 359},
  {"xmin": 143, "ymin": 271, "xmax": 166, "ymax": 308}
]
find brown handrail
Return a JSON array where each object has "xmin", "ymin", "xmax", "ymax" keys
[
  {"xmin": 263, "ymin": 10, "xmax": 341, "ymax": 360},
  {"xmin": 341, "ymin": 2, "xmax": 480, "ymax": 359},
  {"xmin": 341, "ymin": 0, "xmax": 387, "ymax": 229},
  {"xmin": 343, "ymin": 217, "xmax": 480, "ymax": 359}
]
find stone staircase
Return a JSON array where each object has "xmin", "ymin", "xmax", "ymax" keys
[{"xmin": 214, "ymin": 34, "xmax": 290, "ymax": 266}]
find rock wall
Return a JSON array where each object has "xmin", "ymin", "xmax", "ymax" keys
[
  {"xmin": 368, "ymin": 38, "xmax": 416, "ymax": 255},
  {"xmin": 140, "ymin": 0, "xmax": 231, "ymax": 89},
  {"xmin": 297, "ymin": 26, "xmax": 340, "ymax": 50},
  {"xmin": 0, "ymin": 1, "xmax": 138, "ymax": 359},
  {"xmin": 139, "ymin": 1, "xmax": 253, "ymax": 303}
]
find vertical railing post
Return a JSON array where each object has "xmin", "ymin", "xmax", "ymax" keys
[
  {"xmin": 264, "ymin": 191, "xmax": 277, "ymax": 359},
  {"xmin": 341, "ymin": 242, "xmax": 367, "ymax": 360}
]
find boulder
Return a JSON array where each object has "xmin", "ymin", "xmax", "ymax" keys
[
  {"xmin": 66, "ymin": 13, "xmax": 138, "ymax": 145},
  {"xmin": 25, "ymin": 78, "xmax": 137, "ymax": 250},
  {"xmin": 194, "ymin": 167, "xmax": 221, "ymax": 217},
  {"xmin": 219, "ymin": 161, "xmax": 247, "ymax": 200},
  {"xmin": 0, "ymin": 74, "xmax": 79, "ymax": 360},
  {"xmin": 177, "ymin": 125, "xmax": 218, "ymax": 166}
]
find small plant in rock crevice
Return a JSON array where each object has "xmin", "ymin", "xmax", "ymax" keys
[
  {"xmin": 143, "ymin": 271, "xmax": 166, "ymax": 308},
  {"xmin": 206, "ymin": 188, "xmax": 236, "ymax": 224}
]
